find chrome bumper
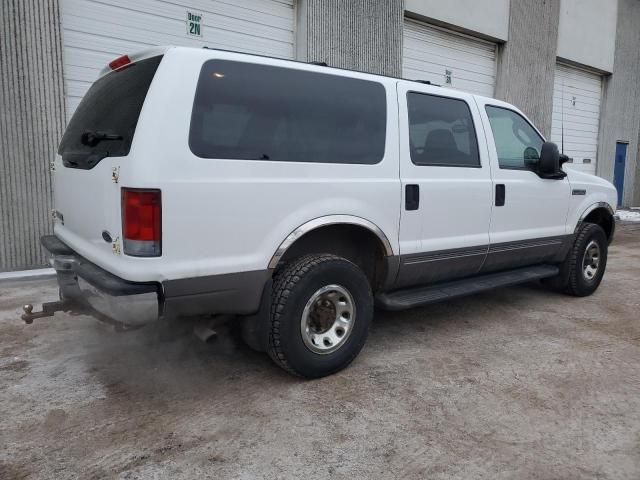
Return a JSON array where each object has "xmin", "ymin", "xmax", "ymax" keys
[
  {"xmin": 42, "ymin": 236, "xmax": 160, "ymax": 327},
  {"xmin": 75, "ymin": 275, "xmax": 159, "ymax": 326}
]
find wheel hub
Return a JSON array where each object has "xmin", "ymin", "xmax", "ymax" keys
[
  {"xmin": 309, "ymin": 299, "xmax": 336, "ymax": 333},
  {"xmin": 301, "ymin": 285, "xmax": 355, "ymax": 354},
  {"xmin": 582, "ymin": 240, "xmax": 601, "ymax": 281}
]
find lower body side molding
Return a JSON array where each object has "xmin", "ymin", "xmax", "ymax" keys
[{"xmin": 375, "ymin": 264, "xmax": 559, "ymax": 311}]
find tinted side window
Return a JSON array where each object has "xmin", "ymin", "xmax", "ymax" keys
[
  {"xmin": 485, "ymin": 106, "xmax": 544, "ymax": 170},
  {"xmin": 407, "ymin": 92, "xmax": 480, "ymax": 167},
  {"xmin": 189, "ymin": 60, "xmax": 387, "ymax": 164}
]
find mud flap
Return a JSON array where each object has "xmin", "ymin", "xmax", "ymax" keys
[{"xmin": 241, "ymin": 278, "xmax": 273, "ymax": 352}]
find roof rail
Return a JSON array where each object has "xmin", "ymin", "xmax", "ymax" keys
[
  {"xmin": 413, "ymin": 79, "xmax": 440, "ymax": 87},
  {"xmin": 197, "ymin": 46, "xmax": 454, "ymax": 89}
]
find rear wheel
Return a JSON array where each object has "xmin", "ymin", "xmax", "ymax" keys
[{"xmin": 268, "ymin": 254, "xmax": 373, "ymax": 378}]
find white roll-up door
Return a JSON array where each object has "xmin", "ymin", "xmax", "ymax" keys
[
  {"xmin": 61, "ymin": 0, "xmax": 295, "ymax": 121},
  {"xmin": 551, "ymin": 64, "xmax": 603, "ymax": 175},
  {"xmin": 402, "ymin": 19, "xmax": 497, "ymax": 97}
]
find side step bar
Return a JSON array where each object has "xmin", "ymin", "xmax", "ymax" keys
[{"xmin": 376, "ymin": 265, "xmax": 559, "ymax": 311}]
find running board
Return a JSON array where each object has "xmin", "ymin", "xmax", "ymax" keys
[{"xmin": 376, "ymin": 265, "xmax": 559, "ymax": 311}]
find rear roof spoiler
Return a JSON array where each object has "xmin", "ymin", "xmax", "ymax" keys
[{"xmin": 98, "ymin": 46, "xmax": 172, "ymax": 78}]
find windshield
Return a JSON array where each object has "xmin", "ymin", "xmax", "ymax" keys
[{"xmin": 58, "ymin": 55, "xmax": 162, "ymax": 169}]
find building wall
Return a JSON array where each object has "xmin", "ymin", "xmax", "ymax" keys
[
  {"xmin": 0, "ymin": 0, "xmax": 65, "ymax": 272},
  {"xmin": 636, "ymin": 127, "xmax": 640, "ymax": 206},
  {"xmin": 557, "ymin": 0, "xmax": 617, "ymax": 73},
  {"xmin": 494, "ymin": 0, "xmax": 560, "ymax": 137},
  {"xmin": 297, "ymin": 0, "xmax": 404, "ymax": 77},
  {"xmin": 405, "ymin": 0, "xmax": 509, "ymax": 41},
  {"xmin": 598, "ymin": 0, "xmax": 640, "ymax": 206}
]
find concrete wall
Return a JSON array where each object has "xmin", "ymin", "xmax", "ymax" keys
[
  {"xmin": 636, "ymin": 128, "xmax": 640, "ymax": 207},
  {"xmin": 557, "ymin": 0, "xmax": 617, "ymax": 73},
  {"xmin": 597, "ymin": 0, "xmax": 640, "ymax": 206},
  {"xmin": 0, "ymin": 0, "xmax": 65, "ymax": 271},
  {"xmin": 495, "ymin": 0, "xmax": 560, "ymax": 137},
  {"xmin": 297, "ymin": 0, "xmax": 404, "ymax": 77},
  {"xmin": 405, "ymin": 0, "xmax": 510, "ymax": 41}
]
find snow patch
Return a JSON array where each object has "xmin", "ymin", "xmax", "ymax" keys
[{"xmin": 615, "ymin": 210, "xmax": 640, "ymax": 222}]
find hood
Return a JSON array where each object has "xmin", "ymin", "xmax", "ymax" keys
[
  {"xmin": 565, "ymin": 167, "xmax": 616, "ymax": 190},
  {"xmin": 565, "ymin": 167, "xmax": 618, "ymax": 212}
]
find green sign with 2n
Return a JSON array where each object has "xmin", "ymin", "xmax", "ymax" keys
[{"xmin": 187, "ymin": 12, "xmax": 202, "ymax": 37}]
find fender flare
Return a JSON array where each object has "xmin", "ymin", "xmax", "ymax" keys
[
  {"xmin": 574, "ymin": 201, "xmax": 615, "ymax": 233},
  {"xmin": 268, "ymin": 215, "xmax": 394, "ymax": 269}
]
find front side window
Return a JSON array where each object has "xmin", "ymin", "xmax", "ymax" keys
[
  {"xmin": 485, "ymin": 106, "xmax": 544, "ymax": 170},
  {"xmin": 189, "ymin": 60, "xmax": 387, "ymax": 164},
  {"xmin": 407, "ymin": 92, "xmax": 480, "ymax": 167}
]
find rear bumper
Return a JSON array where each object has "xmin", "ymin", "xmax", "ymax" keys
[
  {"xmin": 41, "ymin": 235, "xmax": 270, "ymax": 326},
  {"xmin": 42, "ymin": 235, "xmax": 160, "ymax": 326}
]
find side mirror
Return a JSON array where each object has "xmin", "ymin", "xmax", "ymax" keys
[{"xmin": 538, "ymin": 142, "xmax": 566, "ymax": 179}]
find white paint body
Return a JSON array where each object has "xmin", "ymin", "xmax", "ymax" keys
[
  {"xmin": 52, "ymin": 47, "xmax": 618, "ymax": 284},
  {"xmin": 474, "ymin": 96, "xmax": 572, "ymax": 243},
  {"xmin": 397, "ymin": 82, "xmax": 493, "ymax": 254}
]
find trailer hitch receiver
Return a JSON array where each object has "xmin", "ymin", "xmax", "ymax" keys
[{"xmin": 21, "ymin": 300, "xmax": 78, "ymax": 324}]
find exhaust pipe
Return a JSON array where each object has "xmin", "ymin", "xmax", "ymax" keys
[{"xmin": 193, "ymin": 320, "xmax": 217, "ymax": 344}]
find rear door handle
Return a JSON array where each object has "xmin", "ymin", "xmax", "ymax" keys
[
  {"xmin": 495, "ymin": 184, "xmax": 505, "ymax": 207},
  {"xmin": 405, "ymin": 184, "xmax": 419, "ymax": 211}
]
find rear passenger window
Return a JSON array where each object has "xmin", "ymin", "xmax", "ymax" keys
[
  {"xmin": 407, "ymin": 92, "xmax": 480, "ymax": 167},
  {"xmin": 189, "ymin": 60, "xmax": 387, "ymax": 164}
]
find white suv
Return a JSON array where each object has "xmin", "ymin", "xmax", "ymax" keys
[{"xmin": 37, "ymin": 46, "xmax": 617, "ymax": 378}]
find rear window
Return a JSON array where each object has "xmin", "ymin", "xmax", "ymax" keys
[
  {"xmin": 58, "ymin": 55, "xmax": 162, "ymax": 169},
  {"xmin": 189, "ymin": 60, "xmax": 387, "ymax": 164}
]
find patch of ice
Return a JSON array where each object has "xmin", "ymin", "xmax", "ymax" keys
[{"xmin": 615, "ymin": 209, "xmax": 640, "ymax": 222}]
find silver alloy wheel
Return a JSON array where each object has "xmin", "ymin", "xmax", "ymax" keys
[
  {"xmin": 301, "ymin": 284, "xmax": 355, "ymax": 354},
  {"xmin": 582, "ymin": 240, "xmax": 601, "ymax": 281}
]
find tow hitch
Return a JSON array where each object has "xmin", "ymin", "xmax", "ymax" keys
[
  {"xmin": 21, "ymin": 300, "xmax": 78, "ymax": 324},
  {"xmin": 21, "ymin": 299, "xmax": 144, "ymax": 331}
]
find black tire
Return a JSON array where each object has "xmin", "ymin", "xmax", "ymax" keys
[
  {"xmin": 551, "ymin": 223, "xmax": 608, "ymax": 297},
  {"xmin": 268, "ymin": 254, "xmax": 373, "ymax": 378}
]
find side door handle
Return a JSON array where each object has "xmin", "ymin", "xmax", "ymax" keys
[
  {"xmin": 405, "ymin": 184, "xmax": 419, "ymax": 211},
  {"xmin": 495, "ymin": 184, "xmax": 506, "ymax": 207}
]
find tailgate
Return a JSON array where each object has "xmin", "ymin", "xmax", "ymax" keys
[{"xmin": 53, "ymin": 54, "xmax": 163, "ymax": 264}]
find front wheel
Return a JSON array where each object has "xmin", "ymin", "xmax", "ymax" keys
[
  {"xmin": 552, "ymin": 223, "xmax": 608, "ymax": 296},
  {"xmin": 267, "ymin": 254, "xmax": 373, "ymax": 378}
]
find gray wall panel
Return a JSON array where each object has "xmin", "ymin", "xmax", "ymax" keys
[
  {"xmin": 0, "ymin": 0, "xmax": 65, "ymax": 271},
  {"xmin": 598, "ymin": 0, "xmax": 640, "ymax": 207},
  {"xmin": 297, "ymin": 0, "xmax": 403, "ymax": 77},
  {"xmin": 494, "ymin": 0, "xmax": 560, "ymax": 138}
]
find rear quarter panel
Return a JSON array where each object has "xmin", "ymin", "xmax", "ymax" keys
[{"xmin": 122, "ymin": 48, "xmax": 401, "ymax": 282}]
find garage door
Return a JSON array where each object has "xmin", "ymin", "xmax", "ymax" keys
[
  {"xmin": 403, "ymin": 19, "xmax": 497, "ymax": 97},
  {"xmin": 551, "ymin": 64, "xmax": 603, "ymax": 175},
  {"xmin": 61, "ymin": 0, "xmax": 295, "ymax": 121}
]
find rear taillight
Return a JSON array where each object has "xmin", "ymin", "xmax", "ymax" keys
[
  {"xmin": 121, "ymin": 188, "xmax": 161, "ymax": 257},
  {"xmin": 109, "ymin": 55, "xmax": 131, "ymax": 71}
]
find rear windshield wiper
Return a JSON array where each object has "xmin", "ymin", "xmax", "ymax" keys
[{"xmin": 81, "ymin": 130, "xmax": 123, "ymax": 147}]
